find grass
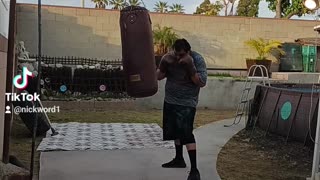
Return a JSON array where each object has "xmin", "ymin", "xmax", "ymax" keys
[
  {"xmin": 208, "ymin": 73, "xmax": 246, "ymax": 81},
  {"xmin": 9, "ymin": 109, "xmax": 235, "ymax": 178},
  {"xmin": 47, "ymin": 109, "xmax": 235, "ymax": 127},
  {"xmin": 10, "ymin": 117, "xmax": 43, "ymax": 177},
  {"xmin": 208, "ymin": 73, "xmax": 233, "ymax": 77}
]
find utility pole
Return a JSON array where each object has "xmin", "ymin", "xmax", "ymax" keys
[{"xmin": 82, "ymin": 0, "xmax": 85, "ymax": 7}]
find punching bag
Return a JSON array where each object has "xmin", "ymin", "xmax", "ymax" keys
[{"xmin": 120, "ymin": 6, "xmax": 158, "ymax": 98}]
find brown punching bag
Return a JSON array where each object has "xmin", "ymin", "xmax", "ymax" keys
[{"xmin": 120, "ymin": 6, "xmax": 158, "ymax": 98}]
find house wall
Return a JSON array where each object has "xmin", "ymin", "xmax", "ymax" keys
[
  {"xmin": 0, "ymin": 0, "xmax": 10, "ymax": 161},
  {"xmin": 16, "ymin": 4, "xmax": 320, "ymax": 69}
]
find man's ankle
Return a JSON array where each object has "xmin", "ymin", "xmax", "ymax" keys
[
  {"xmin": 175, "ymin": 156, "xmax": 184, "ymax": 160},
  {"xmin": 190, "ymin": 168, "xmax": 198, "ymax": 172}
]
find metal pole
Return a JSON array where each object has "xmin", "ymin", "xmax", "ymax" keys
[
  {"xmin": 311, "ymin": 97, "xmax": 320, "ymax": 180},
  {"xmin": 310, "ymin": 8, "xmax": 320, "ymax": 180},
  {"xmin": 30, "ymin": 0, "xmax": 41, "ymax": 179}
]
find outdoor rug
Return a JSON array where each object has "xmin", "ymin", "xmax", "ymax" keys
[{"xmin": 37, "ymin": 123, "xmax": 174, "ymax": 151}]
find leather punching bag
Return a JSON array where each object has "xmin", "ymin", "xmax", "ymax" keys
[{"xmin": 120, "ymin": 6, "xmax": 158, "ymax": 98}]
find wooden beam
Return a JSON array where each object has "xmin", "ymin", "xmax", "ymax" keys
[{"xmin": 3, "ymin": 0, "xmax": 17, "ymax": 163}]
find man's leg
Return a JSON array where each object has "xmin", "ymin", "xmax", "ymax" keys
[
  {"xmin": 186, "ymin": 142, "xmax": 200, "ymax": 180},
  {"xmin": 184, "ymin": 107, "xmax": 200, "ymax": 180},
  {"xmin": 162, "ymin": 139, "xmax": 186, "ymax": 168},
  {"xmin": 162, "ymin": 102, "xmax": 186, "ymax": 168},
  {"xmin": 174, "ymin": 139, "xmax": 183, "ymax": 160},
  {"xmin": 186, "ymin": 143, "xmax": 197, "ymax": 171}
]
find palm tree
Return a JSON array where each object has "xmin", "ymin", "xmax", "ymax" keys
[
  {"xmin": 169, "ymin": 3, "xmax": 185, "ymax": 13},
  {"xmin": 128, "ymin": 0, "xmax": 141, "ymax": 6},
  {"xmin": 154, "ymin": 1, "xmax": 169, "ymax": 13},
  {"xmin": 194, "ymin": 0, "xmax": 223, "ymax": 16},
  {"xmin": 140, "ymin": 0, "xmax": 146, "ymax": 7},
  {"xmin": 110, "ymin": 0, "xmax": 128, "ymax": 10},
  {"xmin": 244, "ymin": 38, "xmax": 285, "ymax": 60},
  {"xmin": 92, "ymin": 0, "xmax": 109, "ymax": 8},
  {"xmin": 153, "ymin": 24, "xmax": 179, "ymax": 55}
]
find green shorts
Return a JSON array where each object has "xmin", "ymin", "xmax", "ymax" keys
[{"xmin": 162, "ymin": 102, "xmax": 196, "ymax": 145}]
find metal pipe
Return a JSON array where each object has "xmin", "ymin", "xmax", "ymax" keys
[
  {"xmin": 30, "ymin": 0, "xmax": 42, "ymax": 178},
  {"xmin": 3, "ymin": 0, "xmax": 17, "ymax": 164},
  {"xmin": 311, "ymin": 97, "xmax": 320, "ymax": 180},
  {"xmin": 285, "ymin": 93, "xmax": 302, "ymax": 144},
  {"xmin": 264, "ymin": 91, "xmax": 282, "ymax": 137}
]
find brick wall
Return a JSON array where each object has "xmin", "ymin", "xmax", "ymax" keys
[{"xmin": 16, "ymin": 4, "xmax": 320, "ymax": 68}]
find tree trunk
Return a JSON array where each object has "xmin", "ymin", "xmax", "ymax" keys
[
  {"xmin": 284, "ymin": 11, "xmax": 298, "ymax": 19},
  {"xmin": 275, "ymin": 0, "xmax": 282, "ymax": 18},
  {"xmin": 82, "ymin": 0, "xmax": 85, "ymax": 7},
  {"xmin": 225, "ymin": 6, "xmax": 228, "ymax": 16},
  {"xmin": 224, "ymin": 0, "xmax": 229, "ymax": 16},
  {"xmin": 229, "ymin": 2, "xmax": 235, "ymax": 15}
]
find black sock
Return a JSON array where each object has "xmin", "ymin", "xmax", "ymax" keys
[
  {"xmin": 175, "ymin": 144, "xmax": 183, "ymax": 160},
  {"xmin": 188, "ymin": 150, "xmax": 197, "ymax": 171}
]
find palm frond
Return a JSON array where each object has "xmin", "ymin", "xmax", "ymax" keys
[
  {"xmin": 153, "ymin": 24, "xmax": 178, "ymax": 55},
  {"xmin": 245, "ymin": 38, "xmax": 285, "ymax": 60}
]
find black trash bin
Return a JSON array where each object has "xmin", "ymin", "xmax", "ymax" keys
[{"xmin": 12, "ymin": 99, "xmax": 51, "ymax": 136}]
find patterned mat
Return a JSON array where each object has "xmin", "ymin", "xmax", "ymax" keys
[{"xmin": 37, "ymin": 123, "xmax": 174, "ymax": 151}]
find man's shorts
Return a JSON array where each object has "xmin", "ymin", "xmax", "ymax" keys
[{"xmin": 163, "ymin": 102, "xmax": 196, "ymax": 145}]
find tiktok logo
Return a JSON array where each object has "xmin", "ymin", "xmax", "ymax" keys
[{"xmin": 13, "ymin": 67, "xmax": 33, "ymax": 90}]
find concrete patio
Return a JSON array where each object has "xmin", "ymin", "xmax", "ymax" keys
[{"xmin": 39, "ymin": 118, "xmax": 244, "ymax": 180}]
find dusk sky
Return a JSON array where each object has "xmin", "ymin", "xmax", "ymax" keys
[{"xmin": 17, "ymin": 0, "xmax": 318, "ymax": 20}]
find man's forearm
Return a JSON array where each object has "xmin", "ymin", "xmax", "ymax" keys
[
  {"xmin": 191, "ymin": 73, "xmax": 205, "ymax": 87},
  {"xmin": 157, "ymin": 69, "xmax": 166, "ymax": 80}
]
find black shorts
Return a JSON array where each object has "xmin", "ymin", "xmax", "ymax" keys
[{"xmin": 162, "ymin": 102, "xmax": 196, "ymax": 145}]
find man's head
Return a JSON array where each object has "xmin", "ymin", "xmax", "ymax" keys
[{"xmin": 172, "ymin": 39, "xmax": 191, "ymax": 60}]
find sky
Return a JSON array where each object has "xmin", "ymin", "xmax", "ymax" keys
[{"xmin": 17, "ymin": 0, "xmax": 319, "ymax": 20}]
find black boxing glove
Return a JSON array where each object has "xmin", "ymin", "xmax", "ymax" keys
[
  {"xmin": 159, "ymin": 53, "xmax": 177, "ymax": 73},
  {"xmin": 179, "ymin": 55, "xmax": 197, "ymax": 76}
]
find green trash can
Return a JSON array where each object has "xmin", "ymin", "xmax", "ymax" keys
[
  {"xmin": 302, "ymin": 45, "xmax": 317, "ymax": 72},
  {"xmin": 280, "ymin": 43, "xmax": 303, "ymax": 72}
]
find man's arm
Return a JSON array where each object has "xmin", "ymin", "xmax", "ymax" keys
[
  {"xmin": 180, "ymin": 54, "xmax": 207, "ymax": 87},
  {"xmin": 190, "ymin": 73, "xmax": 206, "ymax": 87},
  {"xmin": 191, "ymin": 56, "xmax": 207, "ymax": 87},
  {"xmin": 157, "ymin": 69, "xmax": 166, "ymax": 80},
  {"xmin": 157, "ymin": 54, "xmax": 172, "ymax": 81}
]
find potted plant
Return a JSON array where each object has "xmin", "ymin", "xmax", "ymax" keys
[
  {"xmin": 244, "ymin": 38, "xmax": 285, "ymax": 76},
  {"xmin": 153, "ymin": 24, "xmax": 179, "ymax": 67}
]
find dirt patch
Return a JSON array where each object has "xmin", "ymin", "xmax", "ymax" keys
[{"xmin": 217, "ymin": 128, "xmax": 313, "ymax": 180}]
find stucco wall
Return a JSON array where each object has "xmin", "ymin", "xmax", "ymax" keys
[{"xmin": 16, "ymin": 4, "xmax": 320, "ymax": 69}]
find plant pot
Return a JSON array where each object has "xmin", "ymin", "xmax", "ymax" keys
[
  {"xmin": 155, "ymin": 55, "xmax": 163, "ymax": 68},
  {"xmin": 246, "ymin": 59, "xmax": 272, "ymax": 77},
  {"xmin": 270, "ymin": 62, "xmax": 280, "ymax": 72}
]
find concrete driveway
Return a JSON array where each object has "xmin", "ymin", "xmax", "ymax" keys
[{"xmin": 39, "ymin": 118, "xmax": 244, "ymax": 180}]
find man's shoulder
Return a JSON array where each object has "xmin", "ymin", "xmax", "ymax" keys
[
  {"xmin": 191, "ymin": 51, "xmax": 206, "ymax": 66},
  {"xmin": 164, "ymin": 51, "xmax": 175, "ymax": 57},
  {"xmin": 162, "ymin": 51, "xmax": 175, "ymax": 60},
  {"xmin": 191, "ymin": 51, "xmax": 204, "ymax": 61}
]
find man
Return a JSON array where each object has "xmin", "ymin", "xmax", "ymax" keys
[{"xmin": 157, "ymin": 39, "xmax": 207, "ymax": 180}]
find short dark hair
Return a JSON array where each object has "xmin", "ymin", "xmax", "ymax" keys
[{"xmin": 173, "ymin": 39, "xmax": 191, "ymax": 52}]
